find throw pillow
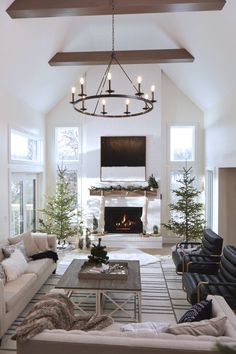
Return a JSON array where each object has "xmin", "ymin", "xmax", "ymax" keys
[
  {"xmin": 22, "ymin": 232, "xmax": 40, "ymax": 257},
  {"xmin": 0, "ymin": 263, "xmax": 6, "ymax": 285},
  {"xmin": 121, "ymin": 322, "xmax": 170, "ymax": 334},
  {"xmin": 8, "ymin": 234, "xmax": 23, "ymax": 245},
  {"xmin": 178, "ymin": 299, "xmax": 212, "ymax": 323},
  {"xmin": 167, "ymin": 315, "xmax": 227, "ymax": 336},
  {"xmin": 2, "ymin": 249, "xmax": 28, "ymax": 282},
  {"xmin": 2, "ymin": 245, "xmax": 16, "ymax": 258}
]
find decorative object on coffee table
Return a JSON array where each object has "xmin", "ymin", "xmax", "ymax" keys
[
  {"xmin": 88, "ymin": 238, "xmax": 109, "ymax": 265},
  {"xmin": 79, "ymin": 261, "xmax": 128, "ymax": 280}
]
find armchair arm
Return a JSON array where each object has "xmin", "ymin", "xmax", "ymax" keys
[
  {"xmin": 0, "ymin": 279, "xmax": 6, "ymax": 337},
  {"xmin": 47, "ymin": 234, "xmax": 57, "ymax": 253},
  {"xmin": 185, "ymin": 254, "xmax": 221, "ymax": 259},
  {"xmin": 182, "ymin": 253, "xmax": 221, "ymax": 272},
  {"xmin": 197, "ymin": 281, "xmax": 236, "ymax": 302},
  {"xmin": 186, "ymin": 261, "xmax": 220, "ymax": 272}
]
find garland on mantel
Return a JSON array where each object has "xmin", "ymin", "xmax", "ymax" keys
[{"xmin": 89, "ymin": 185, "xmax": 158, "ymax": 192}]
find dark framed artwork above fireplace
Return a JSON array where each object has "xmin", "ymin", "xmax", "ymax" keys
[{"xmin": 100, "ymin": 136, "xmax": 146, "ymax": 181}]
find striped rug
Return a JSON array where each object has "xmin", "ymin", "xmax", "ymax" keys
[{"xmin": 0, "ymin": 256, "xmax": 190, "ymax": 353}]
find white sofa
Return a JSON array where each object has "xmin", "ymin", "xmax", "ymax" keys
[
  {"xmin": 17, "ymin": 295, "xmax": 236, "ymax": 354},
  {"xmin": 0, "ymin": 233, "xmax": 57, "ymax": 338}
]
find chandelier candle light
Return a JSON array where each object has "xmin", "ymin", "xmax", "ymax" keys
[{"xmin": 70, "ymin": 1, "xmax": 157, "ymax": 118}]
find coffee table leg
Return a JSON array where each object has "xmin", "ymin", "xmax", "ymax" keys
[
  {"xmin": 96, "ymin": 290, "xmax": 101, "ymax": 316},
  {"xmin": 138, "ymin": 291, "xmax": 142, "ymax": 322}
]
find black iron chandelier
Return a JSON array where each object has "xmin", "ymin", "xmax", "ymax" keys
[{"xmin": 70, "ymin": 1, "xmax": 157, "ymax": 118}]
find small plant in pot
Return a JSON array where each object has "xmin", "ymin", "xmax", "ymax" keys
[
  {"xmin": 153, "ymin": 225, "xmax": 159, "ymax": 235},
  {"xmin": 92, "ymin": 215, "xmax": 98, "ymax": 234},
  {"xmin": 148, "ymin": 174, "xmax": 158, "ymax": 190}
]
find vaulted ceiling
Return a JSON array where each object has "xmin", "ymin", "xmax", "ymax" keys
[{"xmin": 1, "ymin": 0, "xmax": 235, "ymax": 114}]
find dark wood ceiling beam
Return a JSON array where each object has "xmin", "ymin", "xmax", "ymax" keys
[
  {"xmin": 48, "ymin": 49, "xmax": 194, "ymax": 66},
  {"xmin": 6, "ymin": 0, "xmax": 226, "ymax": 18}
]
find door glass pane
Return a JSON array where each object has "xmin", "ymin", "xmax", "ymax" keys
[
  {"xmin": 24, "ymin": 176, "xmax": 35, "ymax": 232},
  {"xmin": 11, "ymin": 180, "xmax": 23, "ymax": 235},
  {"xmin": 170, "ymin": 126, "xmax": 195, "ymax": 161},
  {"xmin": 11, "ymin": 174, "xmax": 37, "ymax": 235}
]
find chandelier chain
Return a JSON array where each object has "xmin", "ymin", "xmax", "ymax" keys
[
  {"xmin": 70, "ymin": 0, "xmax": 156, "ymax": 118},
  {"xmin": 112, "ymin": 0, "xmax": 115, "ymax": 53}
]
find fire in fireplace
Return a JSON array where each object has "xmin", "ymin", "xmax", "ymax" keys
[{"xmin": 105, "ymin": 207, "xmax": 143, "ymax": 234}]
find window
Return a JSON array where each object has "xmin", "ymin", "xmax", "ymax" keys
[
  {"xmin": 10, "ymin": 129, "xmax": 42, "ymax": 162},
  {"xmin": 170, "ymin": 126, "xmax": 195, "ymax": 162},
  {"xmin": 56, "ymin": 127, "xmax": 79, "ymax": 162}
]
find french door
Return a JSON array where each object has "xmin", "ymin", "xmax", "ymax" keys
[{"xmin": 10, "ymin": 173, "xmax": 38, "ymax": 235}]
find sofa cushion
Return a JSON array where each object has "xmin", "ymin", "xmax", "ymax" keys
[
  {"xmin": 167, "ymin": 315, "xmax": 227, "ymax": 336},
  {"xmin": 22, "ymin": 232, "xmax": 40, "ymax": 257},
  {"xmin": 25, "ymin": 258, "xmax": 54, "ymax": 278},
  {"xmin": 4, "ymin": 273, "xmax": 37, "ymax": 312},
  {"xmin": 8, "ymin": 234, "xmax": 24, "ymax": 245},
  {"xmin": 2, "ymin": 249, "xmax": 28, "ymax": 281},
  {"xmin": 178, "ymin": 299, "xmax": 212, "ymax": 323},
  {"xmin": 32, "ymin": 233, "xmax": 49, "ymax": 252}
]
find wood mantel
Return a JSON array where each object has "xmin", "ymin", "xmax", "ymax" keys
[{"xmin": 89, "ymin": 188, "xmax": 158, "ymax": 198}]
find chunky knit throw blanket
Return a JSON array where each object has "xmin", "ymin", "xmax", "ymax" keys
[{"xmin": 14, "ymin": 293, "xmax": 113, "ymax": 343}]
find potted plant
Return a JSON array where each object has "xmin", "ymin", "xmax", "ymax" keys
[
  {"xmin": 162, "ymin": 166, "xmax": 205, "ymax": 242},
  {"xmin": 152, "ymin": 225, "xmax": 159, "ymax": 235},
  {"xmin": 38, "ymin": 166, "xmax": 81, "ymax": 248},
  {"xmin": 148, "ymin": 174, "xmax": 158, "ymax": 190}
]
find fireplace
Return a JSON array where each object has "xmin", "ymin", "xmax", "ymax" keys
[{"xmin": 105, "ymin": 207, "xmax": 143, "ymax": 234}]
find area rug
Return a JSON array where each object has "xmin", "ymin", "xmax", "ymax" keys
[
  {"xmin": 0, "ymin": 257, "xmax": 190, "ymax": 353},
  {"xmin": 57, "ymin": 248, "xmax": 160, "ymax": 275}
]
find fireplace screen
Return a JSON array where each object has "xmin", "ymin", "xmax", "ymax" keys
[{"xmin": 105, "ymin": 207, "xmax": 143, "ymax": 234}]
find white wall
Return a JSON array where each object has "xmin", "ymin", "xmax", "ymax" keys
[
  {"xmin": 0, "ymin": 88, "xmax": 45, "ymax": 241},
  {"xmin": 205, "ymin": 91, "xmax": 236, "ymax": 169},
  {"xmin": 205, "ymin": 91, "xmax": 236, "ymax": 244},
  {"xmin": 46, "ymin": 67, "xmax": 204, "ymax": 237},
  {"xmin": 161, "ymin": 73, "xmax": 204, "ymax": 239}
]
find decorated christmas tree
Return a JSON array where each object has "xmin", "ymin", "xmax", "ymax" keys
[
  {"xmin": 88, "ymin": 238, "xmax": 109, "ymax": 265},
  {"xmin": 162, "ymin": 166, "xmax": 205, "ymax": 242},
  {"xmin": 38, "ymin": 166, "xmax": 80, "ymax": 244}
]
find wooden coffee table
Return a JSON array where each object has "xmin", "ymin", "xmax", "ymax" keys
[{"xmin": 55, "ymin": 259, "xmax": 142, "ymax": 322}]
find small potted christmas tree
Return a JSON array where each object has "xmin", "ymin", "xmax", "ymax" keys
[
  {"xmin": 87, "ymin": 238, "xmax": 109, "ymax": 265},
  {"xmin": 162, "ymin": 166, "xmax": 205, "ymax": 242},
  {"xmin": 148, "ymin": 174, "xmax": 158, "ymax": 190}
]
